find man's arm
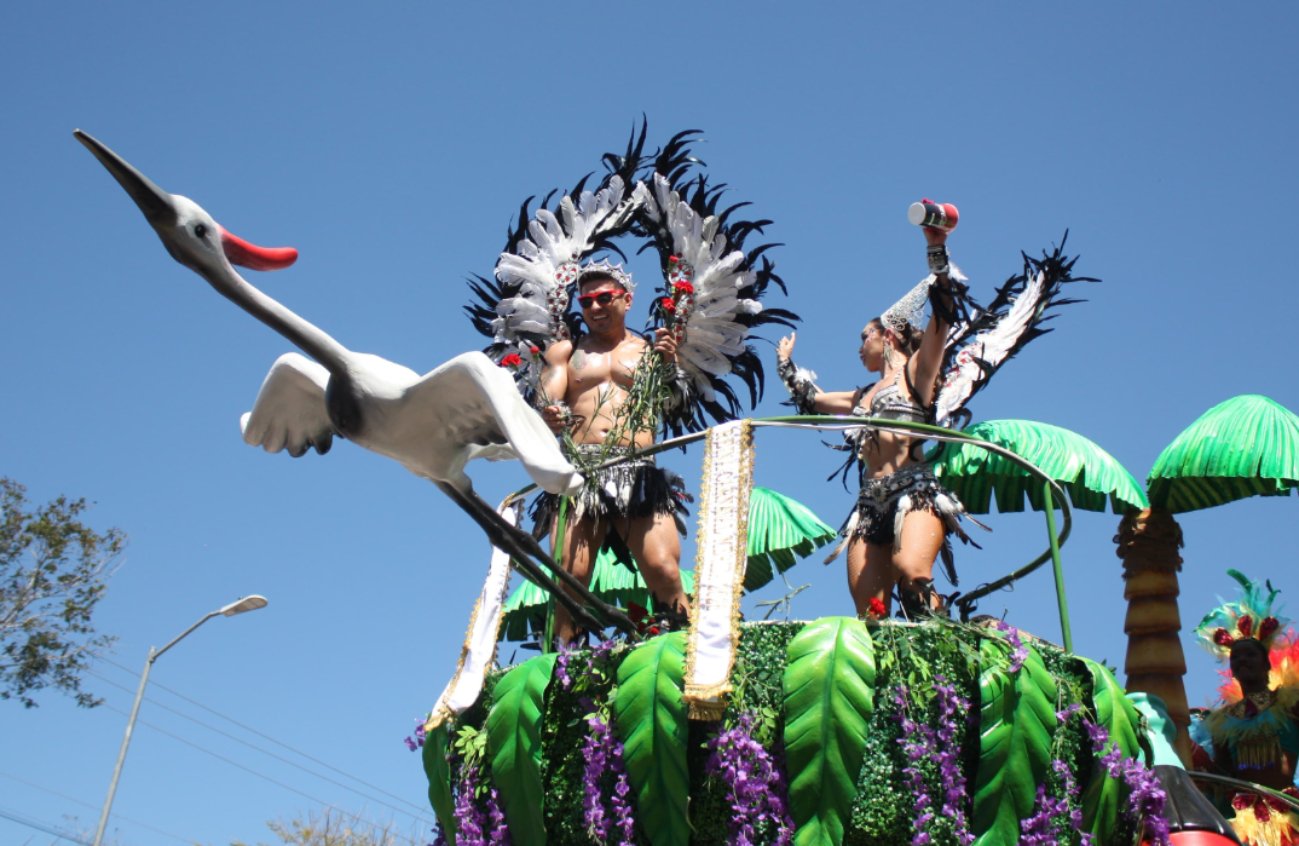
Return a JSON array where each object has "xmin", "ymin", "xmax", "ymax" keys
[{"xmin": 539, "ymin": 340, "xmax": 573, "ymax": 434}]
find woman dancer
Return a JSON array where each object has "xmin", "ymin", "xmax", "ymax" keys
[{"xmin": 776, "ymin": 224, "xmax": 975, "ymax": 617}]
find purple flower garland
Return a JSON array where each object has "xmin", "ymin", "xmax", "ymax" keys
[
  {"xmin": 581, "ymin": 714, "xmax": 636, "ymax": 845},
  {"xmin": 450, "ymin": 756, "xmax": 512, "ymax": 846},
  {"xmin": 405, "ymin": 718, "xmax": 427, "ymax": 752},
  {"xmin": 1084, "ymin": 717, "xmax": 1170, "ymax": 846},
  {"xmin": 894, "ymin": 676, "xmax": 974, "ymax": 846},
  {"xmin": 1017, "ymin": 702, "xmax": 1170, "ymax": 846},
  {"xmin": 704, "ymin": 711, "xmax": 795, "ymax": 846},
  {"xmin": 558, "ymin": 639, "xmax": 637, "ymax": 846}
]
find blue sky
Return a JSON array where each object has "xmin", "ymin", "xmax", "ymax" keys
[{"xmin": 3, "ymin": 3, "xmax": 1298, "ymax": 844}]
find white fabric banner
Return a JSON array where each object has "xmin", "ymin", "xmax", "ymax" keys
[
  {"xmin": 684, "ymin": 419, "xmax": 754, "ymax": 719},
  {"xmin": 426, "ymin": 502, "xmax": 517, "ymax": 729}
]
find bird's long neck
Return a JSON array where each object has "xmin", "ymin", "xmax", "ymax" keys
[{"xmin": 212, "ymin": 266, "xmax": 352, "ymax": 373}]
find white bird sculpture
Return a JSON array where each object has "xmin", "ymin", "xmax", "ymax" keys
[{"xmin": 75, "ymin": 129, "xmax": 633, "ymax": 635}]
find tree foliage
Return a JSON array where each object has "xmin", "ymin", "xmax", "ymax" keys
[
  {"xmin": 1, "ymin": 477, "xmax": 123, "ymax": 707},
  {"xmin": 233, "ymin": 809, "xmax": 421, "ymax": 846}
]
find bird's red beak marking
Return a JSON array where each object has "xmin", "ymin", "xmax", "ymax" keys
[{"xmin": 220, "ymin": 226, "xmax": 298, "ymax": 271}]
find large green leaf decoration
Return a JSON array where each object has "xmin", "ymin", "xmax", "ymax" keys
[
  {"xmin": 971, "ymin": 638, "xmax": 1059, "ymax": 846},
  {"xmin": 422, "ymin": 722, "xmax": 456, "ymax": 846},
  {"xmin": 933, "ymin": 419, "xmax": 1148, "ymax": 514},
  {"xmin": 500, "ymin": 550, "xmax": 696, "ymax": 641},
  {"xmin": 1079, "ymin": 658, "xmax": 1140, "ymax": 839},
  {"xmin": 1147, "ymin": 394, "xmax": 1299, "ymax": 513},
  {"xmin": 782, "ymin": 617, "xmax": 876, "ymax": 846},
  {"xmin": 485, "ymin": 653, "xmax": 558, "ymax": 845},
  {"xmin": 612, "ymin": 632, "xmax": 688, "ymax": 846},
  {"xmin": 744, "ymin": 486, "xmax": 837, "ymax": 591}
]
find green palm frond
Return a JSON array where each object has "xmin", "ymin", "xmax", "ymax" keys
[
  {"xmin": 500, "ymin": 549, "xmax": 696, "ymax": 641},
  {"xmin": 933, "ymin": 419, "xmax": 1148, "ymax": 514},
  {"xmin": 1147, "ymin": 394, "xmax": 1299, "ymax": 513},
  {"xmin": 744, "ymin": 487, "xmax": 836, "ymax": 591}
]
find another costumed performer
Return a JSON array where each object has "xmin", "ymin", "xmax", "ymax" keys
[
  {"xmin": 777, "ymin": 200, "xmax": 1090, "ymax": 618},
  {"xmin": 1193, "ymin": 569, "xmax": 1299, "ymax": 846}
]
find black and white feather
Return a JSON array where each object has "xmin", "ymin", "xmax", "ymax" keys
[
  {"xmin": 465, "ymin": 124, "xmax": 649, "ymax": 373},
  {"xmin": 632, "ymin": 134, "xmax": 798, "ymax": 434},
  {"xmin": 933, "ymin": 234, "xmax": 1094, "ymax": 429}
]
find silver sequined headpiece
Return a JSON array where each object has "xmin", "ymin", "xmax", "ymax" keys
[
  {"xmin": 576, "ymin": 259, "xmax": 635, "ymax": 294},
  {"xmin": 881, "ymin": 277, "xmax": 932, "ymax": 333}
]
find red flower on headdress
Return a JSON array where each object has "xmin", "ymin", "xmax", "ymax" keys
[
  {"xmin": 672, "ymin": 281, "xmax": 695, "ymax": 295},
  {"xmin": 1255, "ymin": 798, "xmax": 1272, "ymax": 822},
  {"xmin": 661, "ymin": 297, "xmax": 676, "ymax": 313},
  {"xmin": 669, "ymin": 255, "xmax": 679, "ymax": 264},
  {"xmin": 1259, "ymin": 616, "xmax": 1280, "ymax": 641},
  {"xmin": 1238, "ymin": 615, "xmax": 1255, "ymax": 638},
  {"xmin": 499, "ymin": 353, "xmax": 524, "ymax": 368},
  {"xmin": 1213, "ymin": 628, "xmax": 1234, "ymax": 647},
  {"xmin": 867, "ymin": 597, "xmax": 887, "ymax": 619}
]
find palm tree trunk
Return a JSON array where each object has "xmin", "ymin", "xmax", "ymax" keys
[{"xmin": 1115, "ymin": 507, "xmax": 1192, "ymax": 765}]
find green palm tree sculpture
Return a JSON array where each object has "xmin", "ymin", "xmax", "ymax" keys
[{"xmin": 1117, "ymin": 394, "xmax": 1299, "ymax": 763}]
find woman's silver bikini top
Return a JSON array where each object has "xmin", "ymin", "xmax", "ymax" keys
[{"xmin": 855, "ymin": 380, "xmax": 928, "ymax": 423}]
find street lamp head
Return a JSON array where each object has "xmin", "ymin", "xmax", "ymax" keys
[{"xmin": 219, "ymin": 594, "xmax": 268, "ymax": 617}]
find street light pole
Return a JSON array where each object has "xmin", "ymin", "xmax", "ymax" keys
[{"xmin": 91, "ymin": 595, "xmax": 268, "ymax": 846}]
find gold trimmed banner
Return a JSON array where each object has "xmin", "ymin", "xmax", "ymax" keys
[
  {"xmin": 684, "ymin": 420, "xmax": 754, "ymax": 719},
  {"xmin": 426, "ymin": 501, "xmax": 518, "ymax": 730}
]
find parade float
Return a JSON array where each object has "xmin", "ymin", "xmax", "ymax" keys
[{"xmin": 75, "ymin": 124, "xmax": 1299, "ymax": 846}]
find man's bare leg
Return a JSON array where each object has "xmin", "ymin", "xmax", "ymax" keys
[
  {"xmin": 623, "ymin": 511, "xmax": 689, "ymax": 621},
  {"xmin": 552, "ymin": 514, "xmax": 604, "ymax": 645}
]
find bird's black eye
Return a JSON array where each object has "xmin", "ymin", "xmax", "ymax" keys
[{"xmin": 194, "ymin": 223, "xmax": 209, "ymax": 239}]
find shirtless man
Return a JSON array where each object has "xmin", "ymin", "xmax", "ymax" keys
[{"xmin": 539, "ymin": 262, "xmax": 691, "ymax": 643}]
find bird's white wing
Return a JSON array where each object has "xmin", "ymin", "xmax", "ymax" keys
[
  {"xmin": 240, "ymin": 353, "xmax": 334, "ymax": 457},
  {"xmin": 401, "ymin": 352, "xmax": 582, "ymax": 496}
]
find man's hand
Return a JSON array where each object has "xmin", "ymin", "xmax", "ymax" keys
[
  {"xmin": 652, "ymin": 328, "xmax": 679, "ymax": 364},
  {"xmin": 541, "ymin": 404, "xmax": 571, "ymax": 435},
  {"xmin": 776, "ymin": 332, "xmax": 797, "ymax": 363}
]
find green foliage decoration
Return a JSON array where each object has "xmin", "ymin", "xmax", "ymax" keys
[
  {"xmin": 422, "ymin": 723, "xmax": 456, "ymax": 846},
  {"xmin": 782, "ymin": 616, "xmax": 876, "ymax": 846},
  {"xmin": 425, "ymin": 620, "xmax": 1160, "ymax": 846},
  {"xmin": 612, "ymin": 632, "xmax": 689, "ymax": 846},
  {"xmin": 1079, "ymin": 657, "xmax": 1141, "ymax": 840},
  {"xmin": 970, "ymin": 636, "xmax": 1059, "ymax": 846},
  {"xmin": 486, "ymin": 653, "xmax": 558, "ymax": 845}
]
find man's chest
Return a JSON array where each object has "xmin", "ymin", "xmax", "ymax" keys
[{"xmin": 570, "ymin": 343, "xmax": 644, "ymax": 388}]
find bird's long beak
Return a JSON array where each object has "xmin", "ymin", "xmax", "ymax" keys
[
  {"xmin": 74, "ymin": 129, "xmax": 177, "ymax": 227},
  {"xmin": 75, "ymin": 129, "xmax": 298, "ymax": 272}
]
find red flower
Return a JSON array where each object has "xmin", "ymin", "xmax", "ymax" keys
[
  {"xmin": 672, "ymin": 281, "xmax": 695, "ymax": 295},
  {"xmin": 528, "ymin": 345, "xmax": 541, "ymax": 356},
  {"xmin": 499, "ymin": 353, "xmax": 524, "ymax": 368},
  {"xmin": 1238, "ymin": 615, "xmax": 1255, "ymax": 638},
  {"xmin": 1260, "ymin": 616, "xmax": 1280, "ymax": 640},
  {"xmin": 661, "ymin": 297, "xmax": 676, "ymax": 313},
  {"xmin": 867, "ymin": 597, "xmax": 887, "ymax": 619},
  {"xmin": 1214, "ymin": 628, "xmax": 1234, "ymax": 646},
  {"xmin": 669, "ymin": 255, "xmax": 679, "ymax": 264}
]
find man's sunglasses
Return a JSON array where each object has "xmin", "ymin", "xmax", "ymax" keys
[{"xmin": 577, "ymin": 290, "xmax": 625, "ymax": 309}]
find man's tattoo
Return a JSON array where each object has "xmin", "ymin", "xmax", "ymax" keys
[{"xmin": 571, "ymin": 350, "xmax": 589, "ymax": 371}]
